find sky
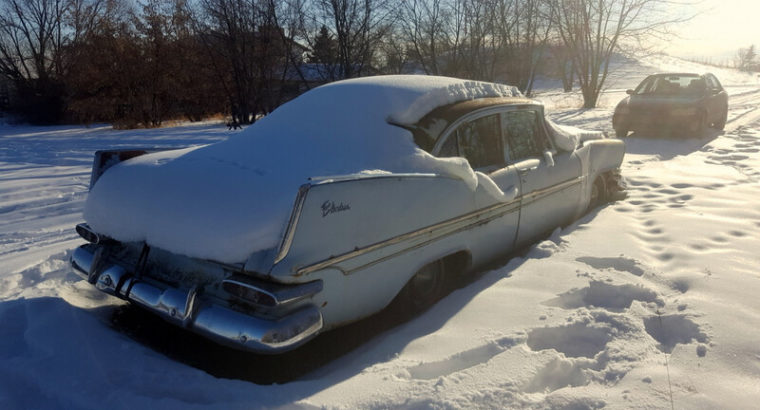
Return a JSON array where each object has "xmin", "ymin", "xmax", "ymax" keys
[{"xmin": 663, "ymin": 0, "xmax": 760, "ymax": 62}]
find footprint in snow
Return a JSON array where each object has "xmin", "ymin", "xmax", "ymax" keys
[
  {"xmin": 576, "ymin": 256, "xmax": 646, "ymax": 277},
  {"xmin": 407, "ymin": 336, "xmax": 521, "ymax": 380},
  {"xmin": 544, "ymin": 280, "xmax": 663, "ymax": 312},
  {"xmin": 643, "ymin": 314, "xmax": 708, "ymax": 354}
]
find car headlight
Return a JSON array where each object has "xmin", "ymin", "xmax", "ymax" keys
[{"xmin": 671, "ymin": 107, "xmax": 697, "ymax": 116}]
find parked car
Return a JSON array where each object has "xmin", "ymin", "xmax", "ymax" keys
[
  {"xmin": 70, "ymin": 76, "xmax": 625, "ymax": 353},
  {"xmin": 612, "ymin": 72, "xmax": 728, "ymax": 137}
]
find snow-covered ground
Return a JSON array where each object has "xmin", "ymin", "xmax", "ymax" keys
[{"xmin": 2, "ymin": 56, "xmax": 760, "ymax": 409}]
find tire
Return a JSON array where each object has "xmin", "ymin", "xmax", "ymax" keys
[
  {"xmin": 587, "ymin": 176, "xmax": 608, "ymax": 213},
  {"xmin": 693, "ymin": 110, "xmax": 708, "ymax": 136},
  {"xmin": 614, "ymin": 127, "xmax": 628, "ymax": 138},
  {"xmin": 398, "ymin": 259, "xmax": 445, "ymax": 313},
  {"xmin": 714, "ymin": 107, "xmax": 727, "ymax": 130}
]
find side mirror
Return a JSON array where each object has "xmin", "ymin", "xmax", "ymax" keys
[{"xmin": 626, "ymin": 89, "xmax": 634, "ymax": 95}]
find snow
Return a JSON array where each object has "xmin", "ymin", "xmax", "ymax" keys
[
  {"xmin": 3, "ymin": 56, "xmax": 760, "ymax": 409},
  {"xmin": 388, "ymin": 78, "xmax": 521, "ymax": 124},
  {"xmin": 85, "ymin": 75, "xmax": 522, "ymax": 263}
]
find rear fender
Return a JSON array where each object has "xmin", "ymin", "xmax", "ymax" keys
[
  {"xmin": 266, "ymin": 174, "xmax": 478, "ymax": 279},
  {"xmin": 574, "ymin": 138, "xmax": 626, "ymax": 213},
  {"xmin": 579, "ymin": 138, "xmax": 625, "ymax": 177}
]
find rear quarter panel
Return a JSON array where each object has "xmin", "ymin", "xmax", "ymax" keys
[{"xmin": 269, "ymin": 174, "xmax": 521, "ymax": 328}]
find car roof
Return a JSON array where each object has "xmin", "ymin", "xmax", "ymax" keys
[
  {"xmin": 400, "ymin": 96, "xmax": 540, "ymax": 151},
  {"xmin": 649, "ymin": 72, "xmax": 702, "ymax": 78}
]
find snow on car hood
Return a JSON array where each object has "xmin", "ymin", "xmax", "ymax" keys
[
  {"xmin": 84, "ymin": 75, "xmax": 521, "ymax": 264},
  {"xmin": 545, "ymin": 118, "xmax": 606, "ymax": 151}
]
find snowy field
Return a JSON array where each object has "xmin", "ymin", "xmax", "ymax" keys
[{"xmin": 2, "ymin": 56, "xmax": 760, "ymax": 409}]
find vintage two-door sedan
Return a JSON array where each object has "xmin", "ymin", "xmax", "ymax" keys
[{"xmin": 71, "ymin": 76, "xmax": 625, "ymax": 353}]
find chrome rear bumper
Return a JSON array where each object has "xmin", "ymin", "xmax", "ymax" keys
[{"xmin": 70, "ymin": 245, "xmax": 323, "ymax": 353}]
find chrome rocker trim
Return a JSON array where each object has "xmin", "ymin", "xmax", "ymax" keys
[{"xmin": 71, "ymin": 245, "xmax": 323, "ymax": 353}]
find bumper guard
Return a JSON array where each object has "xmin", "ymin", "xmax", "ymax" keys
[{"xmin": 71, "ymin": 245, "xmax": 323, "ymax": 353}]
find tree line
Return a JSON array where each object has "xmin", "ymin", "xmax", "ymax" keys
[
  {"xmin": 0, "ymin": 0, "xmax": 687, "ymax": 127},
  {"xmin": 737, "ymin": 45, "xmax": 759, "ymax": 72}
]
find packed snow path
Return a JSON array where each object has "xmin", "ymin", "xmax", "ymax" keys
[{"xmin": 2, "ymin": 62, "xmax": 760, "ymax": 408}]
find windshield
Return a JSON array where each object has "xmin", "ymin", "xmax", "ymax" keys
[{"xmin": 634, "ymin": 75, "xmax": 704, "ymax": 96}]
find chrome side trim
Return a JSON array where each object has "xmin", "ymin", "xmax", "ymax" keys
[
  {"xmin": 296, "ymin": 197, "xmax": 522, "ymax": 276},
  {"xmin": 274, "ymin": 184, "xmax": 311, "ymax": 265},
  {"xmin": 295, "ymin": 176, "xmax": 583, "ymax": 276},
  {"xmin": 340, "ymin": 202, "xmax": 522, "ymax": 275},
  {"xmin": 521, "ymin": 176, "xmax": 583, "ymax": 206}
]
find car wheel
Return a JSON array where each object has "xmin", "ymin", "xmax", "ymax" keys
[
  {"xmin": 615, "ymin": 127, "xmax": 628, "ymax": 138},
  {"xmin": 714, "ymin": 107, "xmax": 727, "ymax": 130},
  {"xmin": 399, "ymin": 259, "xmax": 445, "ymax": 313},
  {"xmin": 587, "ymin": 176, "xmax": 608, "ymax": 212},
  {"xmin": 693, "ymin": 110, "xmax": 708, "ymax": 136}
]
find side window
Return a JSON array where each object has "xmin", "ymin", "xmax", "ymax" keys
[
  {"xmin": 705, "ymin": 75, "xmax": 721, "ymax": 92},
  {"xmin": 438, "ymin": 131, "xmax": 459, "ymax": 157},
  {"xmin": 453, "ymin": 114, "xmax": 504, "ymax": 169},
  {"xmin": 635, "ymin": 77, "xmax": 656, "ymax": 94},
  {"xmin": 503, "ymin": 110, "xmax": 545, "ymax": 162}
]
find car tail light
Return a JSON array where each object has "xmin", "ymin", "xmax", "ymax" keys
[
  {"xmin": 223, "ymin": 279, "xmax": 278, "ymax": 307},
  {"xmin": 222, "ymin": 274, "xmax": 322, "ymax": 308},
  {"xmin": 76, "ymin": 223, "xmax": 103, "ymax": 244}
]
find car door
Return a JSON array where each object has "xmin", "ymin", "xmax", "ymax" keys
[
  {"xmin": 501, "ymin": 108, "xmax": 583, "ymax": 246},
  {"xmin": 436, "ymin": 110, "xmax": 521, "ymax": 249}
]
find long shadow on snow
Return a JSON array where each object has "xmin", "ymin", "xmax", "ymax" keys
[
  {"xmin": 622, "ymin": 129, "xmax": 721, "ymax": 160},
  {"xmin": 106, "ymin": 240, "xmax": 550, "ymax": 387}
]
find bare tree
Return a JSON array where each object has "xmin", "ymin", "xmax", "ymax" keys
[
  {"xmin": 314, "ymin": 0, "xmax": 391, "ymax": 78},
  {"xmin": 399, "ymin": 0, "xmax": 445, "ymax": 75},
  {"xmin": 195, "ymin": 0, "xmax": 290, "ymax": 124},
  {"xmin": 736, "ymin": 45, "xmax": 757, "ymax": 72},
  {"xmin": 491, "ymin": 0, "xmax": 553, "ymax": 94},
  {"xmin": 0, "ymin": 0, "xmax": 107, "ymax": 121},
  {"xmin": 399, "ymin": 0, "xmax": 551, "ymax": 93},
  {"xmin": 550, "ymin": 0, "xmax": 692, "ymax": 108}
]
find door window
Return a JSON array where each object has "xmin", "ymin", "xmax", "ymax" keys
[
  {"xmin": 440, "ymin": 114, "xmax": 504, "ymax": 170},
  {"xmin": 503, "ymin": 110, "xmax": 546, "ymax": 162},
  {"xmin": 705, "ymin": 74, "xmax": 721, "ymax": 92}
]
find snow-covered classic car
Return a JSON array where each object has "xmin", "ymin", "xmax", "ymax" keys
[{"xmin": 70, "ymin": 76, "xmax": 625, "ymax": 353}]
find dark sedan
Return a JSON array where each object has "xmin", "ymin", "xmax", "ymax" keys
[{"xmin": 612, "ymin": 73, "xmax": 728, "ymax": 137}]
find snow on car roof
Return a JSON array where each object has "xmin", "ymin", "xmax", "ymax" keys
[{"xmin": 84, "ymin": 75, "xmax": 522, "ymax": 263}]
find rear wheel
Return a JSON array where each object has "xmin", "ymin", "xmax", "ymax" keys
[
  {"xmin": 588, "ymin": 176, "xmax": 608, "ymax": 213},
  {"xmin": 714, "ymin": 107, "xmax": 727, "ymax": 130},
  {"xmin": 398, "ymin": 259, "xmax": 445, "ymax": 313}
]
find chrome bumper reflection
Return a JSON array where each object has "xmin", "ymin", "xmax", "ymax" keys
[{"xmin": 71, "ymin": 245, "xmax": 323, "ymax": 353}]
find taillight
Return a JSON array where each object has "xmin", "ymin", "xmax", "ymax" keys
[
  {"xmin": 76, "ymin": 223, "xmax": 103, "ymax": 244},
  {"xmin": 222, "ymin": 274, "xmax": 323, "ymax": 308},
  {"xmin": 222, "ymin": 279, "xmax": 277, "ymax": 307}
]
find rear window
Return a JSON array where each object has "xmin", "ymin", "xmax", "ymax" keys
[{"xmin": 635, "ymin": 75, "xmax": 704, "ymax": 96}]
